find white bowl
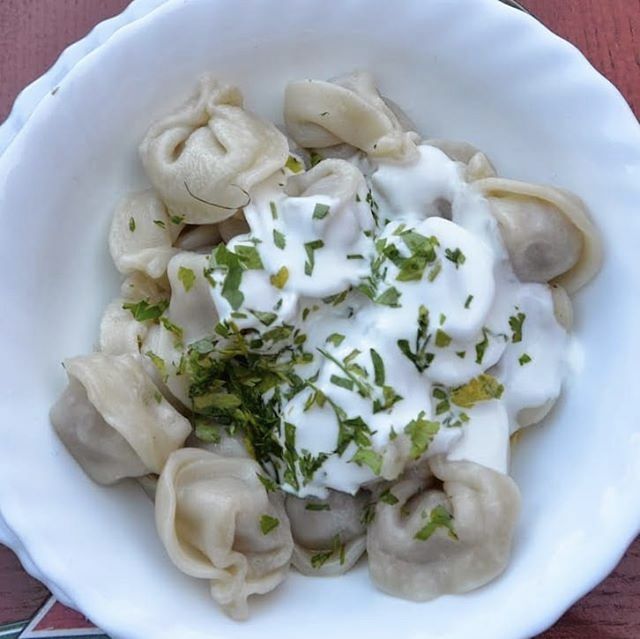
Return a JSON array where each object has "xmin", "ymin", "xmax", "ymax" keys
[{"xmin": 1, "ymin": 1, "xmax": 639, "ymax": 638}]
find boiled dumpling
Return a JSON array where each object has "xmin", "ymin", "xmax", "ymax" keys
[
  {"xmin": 109, "ymin": 190, "xmax": 182, "ymax": 279},
  {"xmin": 140, "ymin": 75, "xmax": 288, "ymax": 224},
  {"xmin": 155, "ymin": 449, "xmax": 294, "ymax": 620},
  {"xmin": 219, "ymin": 210, "xmax": 250, "ymax": 243},
  {"xmin": 476, "ymin": 178, "xmax": 602, "ymax": 293},
  {"xmin": 174, "ymin": 224, "xmax": 222, "ymax": 252},
  {"xmin": 285, "ymin": 489, "xmax": 368, "ymax": 576},
  {"xmin": 99, "ymin": 300, "xmax": 149, "ymax": 355},
  {"xmin": 50, "ymin": 353, "xmax": 191, "ymax": 484},
  {"xmin": 140, "ymin": 251, "xmax": 219, "ymax": 408},
  {"xmin": 120, "ymin": 271, "xmax": 170, "ymax": 302},
  {"xmin": 367, "ymin": 456, "xmax": 520, "ymax": 601},
  {"xmin": 165, "ymin": 251, "xmax": 218, "ymax": 344},
  {"xmin": 284, "ymin": 71, "xmax": 419, "ymax": 161}
]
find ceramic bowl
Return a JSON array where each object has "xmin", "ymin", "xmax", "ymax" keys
[{"xmin": 1, "ymin": 1, "xmax": 639, "ymax": 638}]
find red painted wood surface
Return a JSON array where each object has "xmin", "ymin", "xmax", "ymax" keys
[{"xmin": 0, "ymin": 1, "xmax": 638, "ymax": 637}]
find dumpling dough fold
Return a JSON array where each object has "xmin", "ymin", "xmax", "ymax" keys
[
  {"xmin": 50, "ymin": 353, "xmax": 191, "ymax": 484},
  {"xmin": 284, "ymin": 71, "xmax": 419, "ymax": 161},
  {"xmin": 140, "ymin": 75, "xmax": 288, "ymax": 224},
  {"xmin": 367, "ymin": 456, "xmax": 520, "ymax": 601},
  {"xmin": 155, "ymin": 449, "xmax": 294, "ymax": 619}
]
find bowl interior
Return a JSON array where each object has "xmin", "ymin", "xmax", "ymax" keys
[{"xmin": 1, "ymin": 1, "xmax": 640, "ymax": 638}]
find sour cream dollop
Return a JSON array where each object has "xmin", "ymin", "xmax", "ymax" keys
[{"xmin": 188, "ymin": 145, "xmax": 568, "ymax": 498}]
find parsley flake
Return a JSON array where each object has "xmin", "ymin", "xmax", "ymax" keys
[
  {"xmin": 259, "ymin": 514, "xmax": 280, "ymax": 535},
  {"xmin": 509, "ymin": 312, "xmax": 526, "ymax": 343},
  {"xmin": 178, "ymin": 266, "xmax": 196, "ymax": 292},
  {"xmin": 312, "ymin": 203, "xmax": 330, "ymax": 220},
  {"xmin": 414, "ymin": 505, "xmax": 458, "ymax": 541},
  {"xmin": 273, "ymin": 229, "xmax": 286, "ymax": 249},
  {"xmin": 270, "ymin": 266, "xmax": 289, "ymax": 289}
]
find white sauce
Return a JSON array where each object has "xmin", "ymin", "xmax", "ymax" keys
[{"xmin": 195, "ymin": 145, "xmax": 568, "ymax": 497}]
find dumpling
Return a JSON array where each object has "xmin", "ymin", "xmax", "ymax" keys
[
  {"xmin": 476, "ymin": 178, "xmax": 602, "ymax": 293},
  {"xmin": 367, "ymin": 456, "xmax": 520, "ymax": 601},
  {"xmin": 109, "ymin": 190, "xmax": 183, "ymax": 279},
  {"xmin": 141, "ymin": 251, "xmax": 219, "ymax": 408},
  {"xmin": 99, "ymin": 299, "xmax": 148, "ymax": 355},
  {"xmin": 175, "ymin": 224, "xmax": 222, "ymax": 252},
  {"xmin": 426, "ymin": 139, "xmax": 497, "ymax": 182},
  {"xmin": 219, "ymin": 210, "xmax": 250, "ymax": 243},
  {"xmin": 165, "ymin": 251, "xmax": 218, "ymax": 344},
  {"xmin": 285, "ymin": 489, "xmax": 368, "ymax": 576},
  {"xmin": 140, "ymin": 75, "xmax": 288, "ymax": 224},
  {"xmin": 155, "ymin": 449, "xmax": 294, "ymax": 620},
  {"xmin": 120, "ymin": 271, "xmax": 170, "ymax": 302},
  {"xmin": 284, "ymin": 71, "xmax": 419, "ymax": 161},
  {"xmin": 50, "ymin": 353, "xmax": 191, "ymax": 485}
]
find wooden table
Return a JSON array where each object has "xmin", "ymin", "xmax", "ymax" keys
[{"xmin": 0, "ymin": 1, "xmax": 638, "ymax": 637}]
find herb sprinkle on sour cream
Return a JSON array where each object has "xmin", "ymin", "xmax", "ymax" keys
[{"xmin": 185, "ymin": 145, "xmax": 568, "ymax": 498}]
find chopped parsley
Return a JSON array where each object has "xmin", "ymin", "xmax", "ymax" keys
[
  {"xmin": 509, "ymin": 312, "xmax": 526, "ymax": 343},
  {"xmin": 379, "ymin": 488, "xmax": 399, "ymax": 505},
  {"xmin": 451, "ymin": 374, "xmax": 504, "ymax": 408},
  {"xmin": 309, "ymin": 150, "xmax": 323, "ymax": 167},
  {"xmin": 414, "ymin": 505, "xmax": 458, "ymax": 541},
  {"xmin": 250, "ymin": 310, "xmax": 278, "ymax": 326},
  {"xmin": 123, "ymin": 299, "xmax": 169, "ymax": 322},
  {"xmin": 304, "ymin": 239, "xmax": 325, "ymax": 275},
  {"xmin": 326, "ymin": 333, "xmax": 346, "ymax": 347},
  {"xmin": 404, "ymin": 412, "xmax": 440, "ymax": 459},
  {"xmin": 370, "ymin": 349, "xmax": 385, "ymax": 386},
  {"xmin": 375, "ymin": 286, "xmax": 401, "ymax": 307},
  {"xmin": 257, "ymin": 473, "xmax": 277, "ymax": 493},
  {"xmin": 145, "ymin": 350, "xmax": 167, "ymax": 382},
  {"xmin": 128, "ymin": 217, "xmax": 136, "ymax": 232},
  {"xmin": 285, "ymin": 155, "xmax": 303, "ymax": 173},
  {"xmin": 153, "ymin": 219, "xmax": 166, "ymax": 229},
  {"xmin": 312, "ymin": 203, "xmax": 330, "ymax": 220},
  {"xmin": 464, "ymin": 294, "xmax": 474, "ymax": 309},
  {"xmin": 435, "ymin": 329, "xmax": 452, "ymax": 348},
  {"xmin": 259, "ymin": 514, "xmax": 280, "ymax": 535},
  {"xmin": 444, "ymin": 247, "xmax": 466, "ymax": 268},
  {"xmin": 273, "ymin": 229, "xmax": 286, "ymax": 249},
  {"xmin": 305, "ymin": 502, "xmax": 331, "ymax": 511},
  {"xmin": 519, "ymin": 353, "xmax": 532, "ymax": 366},
  {"xmin": 270, "ymin": 266, "xmax": 289, "ymax": 289},
  {"xmin": 474, "ymin": 328, "xmax": 490, "ymax": 364},
  {"xmin": 178, "ymin": 266, "xmax": 196, "ymax": 292},
  {"xmin": 270, "ymin": 201, "xmax": 278, "ymax": 219},
  {"xmin": 397, "ymin": 305, "xmax": 434, "ymax": 372},
  {"xmin": 350, "ymin": 447, "xmax": 383, "ymax": 475}
]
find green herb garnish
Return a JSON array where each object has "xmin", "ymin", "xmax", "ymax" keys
[
  {"xmin": 312, "ymin": 203, "xmax": 330, "ymax": 220},
  {"xmin": 509, "ymin": 312, "xmax": 526, "ymax": 343},
  {"xmin": 285, "ymin": 155, "xmax": 303, "ymax": 173},
  {"xmin": 178, "ymin": 266, "xmax": 196, "ymax": 292},
  {"xmin": 123, "ymin": 299, "xmax": 169, "ymax": 322},
  {"xmin": 451, "ymin": 374, "xmax": 504, "ymax": 408},
  {"xmin": 414, "ymin": 505, "xmax": 458, "ymax": 541},
  {"xmin": 270, "ymin": 266, "xmax": 289, "ymax": 289},
  {"xmin": 259, "ymin": 514, "xmax": 280, "ymax": 535},
  {"xmin": 304, "ymin": 239, "xmax": 325, "ymax": 275},
  {"xmin": 273, "ymin": 229, "xmax": 286, "ymax": 249}
]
